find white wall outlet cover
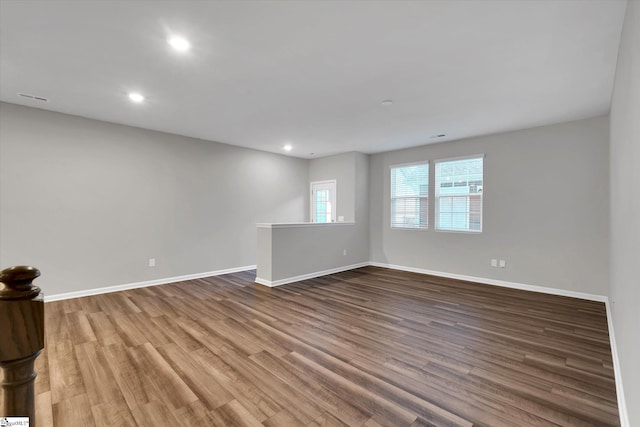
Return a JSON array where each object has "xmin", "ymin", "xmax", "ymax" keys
[
  {"xmin": 338, "ymin": 216, "xmax": 345, "ymax": 222},
  {"xmin": 149, "ymin": 258, "xmax": 156, "ymax": 267},
  {"xmin": 499, "ymin": 260, "xmax": 506, "ymax": 268},
  {"xmin": 491, "ymin": 259, "xmax": 498, "ymax": 267}
]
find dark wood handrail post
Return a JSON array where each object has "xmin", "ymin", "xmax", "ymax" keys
[{"xmin": 0, "ymin": 266, "xmax": 44, "ymax": 426}]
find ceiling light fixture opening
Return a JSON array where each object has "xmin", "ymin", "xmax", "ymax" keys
[
  {"xmin": 381, "ymin": 99, "xmax": 393, "ymax": 106},
  {"xmin": 283, "ymin": 144, "xmax": 293, "ymax": 152},
  {"xmin": 128, "ymin": 92, "xmax": 145, "ymax": 103},
  {"xmin": 168, "ymin": 36, "xmax": 191, "ymax": 52}
]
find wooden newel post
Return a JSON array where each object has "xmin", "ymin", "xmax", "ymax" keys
[{"xmin": 0, "ymin": 266, "xmax": 44, "ymax": 425}]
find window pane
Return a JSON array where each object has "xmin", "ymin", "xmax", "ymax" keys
[
  {"xmin": 315, "ymin": 189, "xmax": 331, "ymax": 223},
  {"xmin": 435, "ymin": 156, "xmax": 483, "ymax": 232},
  {"xmin": 391, "ymin": 163, "xmax": 428, "ymax": 229}
]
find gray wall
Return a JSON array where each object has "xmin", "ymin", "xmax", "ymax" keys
[
  {"xmin": 0, "ymin": 102, "xmax": 308, "ymax": 295},
  {"xmin": 369, "ymin": 116, "xmax": 610, "ymax": 296},
  {"xmin": 609, "ymin": 1, "xmax": 640, "ymax": 424},
  {"xmin": 309, "ymin": 152, "xmax": 358, "ymax": 222},
  {"xmin": 261, "ymin": 223, "xmax": 365, "ymax": 283},
  {"xmin": 256, "ymin": 226, "xmax": 273, "ymax": 281},
  {"xmin": 308, "ymin": 151, "xmax": 370, "ymax": 262},
  {"xmin": 255, "ymin": 152, "xmax": 370, "ymax": 285}
]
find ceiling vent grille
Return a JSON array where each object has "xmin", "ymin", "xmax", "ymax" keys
[{"xmin": 18, "ymin": 93, "xmax": 49, "ymax": 102}]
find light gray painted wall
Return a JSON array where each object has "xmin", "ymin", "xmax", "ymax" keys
[
  {"xmin": 354, "ymin": 151, "xmax": 369, "ymax": 228},
  {"xmin": 369, "ymin": 116, "xmax": 610, "ymax": 296},
  {"xmin": 256, "ymin": 227, "xmax": 273, "ymax": 281},
  {"xmin": 309, "ymin": 152, "xmax": 357, "ymax": 222},
  {"xmin": 609, "ymin": 1, "xmax": 640, "ymax": 424},
  {"xmin": 254, "ymin": 151, "xmax": 370, "ymax": 283},
  {"xmin": 265, "ymin": 223, "xmax": 364, "ymax": 282},
  {"xmin": 0, "ymin": 102, "xmax": 308, "ymax": 295},
  {"xmin": 354, "ymin": 151, "xmax": 370, "ymax": 262},
  {"xmin": 309, "ymin": 151, "xmax": 369, "ymax": 259}
]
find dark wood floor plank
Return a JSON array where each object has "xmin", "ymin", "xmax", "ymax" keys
[
  {"xmin": 102, "ymin": 343, "xmax": 152, "ymax": 411},
  {"xmin": 74, "ymin": 341, "xmax": 122, "ymax": 406},
  {"xmin": 156, "ymin": 343, "xmax": 234, "ymax": 410},
  {"xmin": 249, "ymin": 350, "xmax": 371, "ymax": 426},
  {"xmin": 217, "ymin": 347, "xmax": 324, "ymax": 424},
  {"xmin": 52, "ymin": 393, "xmax": 95, "ymax": 427},
  {"xmin": 125, "ymin": 342, "xmax": 199, "ymax": 411},
  {"xmin": 35, "ymin": 266, "xmax": 620, "ymax": 426},
  {"xmin": 91, "ymin": 400, "xmax": 137, "ymax": 427},
  {"xmin": 190, "ymin": 347, "xmax": 283, "ymax": 422},
  {"xmin": 48, "ymin": 339, "xmax": 87, "ymax": 405}
]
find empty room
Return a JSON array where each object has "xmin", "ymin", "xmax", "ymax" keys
[{"xmin": 0, "ymin": 0, "xmax": 638, "ymax": 426}]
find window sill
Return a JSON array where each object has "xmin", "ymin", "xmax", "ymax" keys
[
  {"xmin": 435, "ymin": 228, "xmax": 482, "ymax": 234},
  {"xmin": 257, "ymin": 222, "xmax": 356, "ymax": 229}
]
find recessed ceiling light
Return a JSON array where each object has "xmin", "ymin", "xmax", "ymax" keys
[
  {"xmin": 283, "ymin": 144, "xmax": 293, "ymax": 152},
  {"xmin": 381, "ymin": 99, "xmax": 393, "ymax": 106},
  {"xmin": 128, "ymin": 93, "xmax": 145, "ymax": 103},
  {"xmin": 168, "ymin": 36, "xmax": 191, "ymax": 52}
]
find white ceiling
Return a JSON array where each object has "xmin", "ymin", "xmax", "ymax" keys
[{"xmin": 0, "ymin": 0, "xmax": 627, "ymax": 158}]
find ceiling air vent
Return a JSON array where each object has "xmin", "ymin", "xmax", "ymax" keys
[{"xmin": 18, "ymin": 93, "xmax": 49, "ymax": 102}]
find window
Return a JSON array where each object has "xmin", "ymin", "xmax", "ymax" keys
[
  {"xmin": 391, "ymin": 163, "xmax": 428, "ymax": 229},
  {"xmin": 311, "ymin": 180, "xmax": 336, "ymax": 223},
  {"xmin": 435, "ymin": 156, "xmax": 483, "ymax": 232}
]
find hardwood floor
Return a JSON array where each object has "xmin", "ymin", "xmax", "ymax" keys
[{"xmin": 28, "ymin": 266, "xmax": 620, "ymax": 426}]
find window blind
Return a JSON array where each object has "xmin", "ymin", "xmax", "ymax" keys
[
  {"xmin": 391, "ymin": 163, "xmax": 429, "ymax": 229},
  {"xmin": 435, "ymin": 156, "xmax": 483, "ymax": 232}
]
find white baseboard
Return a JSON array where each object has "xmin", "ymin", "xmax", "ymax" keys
[
  {"xmin": 255, "ymin": 262, "xmax": 369, "ymax": 287},
  {"xmin": 368, "ymin": 261, "xmax": 608, "ymax": 302},
  {"xmin": 45, "ymin": 265, "xmax": 257, "ymax": 302},
  {"xmin": 604, "ymin": 300, "xmax": 630, "ymax": 427}
]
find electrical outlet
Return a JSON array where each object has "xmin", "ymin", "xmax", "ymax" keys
[
  {"xmin": 491, "ymin": 259, "xmax": 498, "ymax": 267},
  {"xmin": 499, "ymin": 259, "xmax": 506, "ymax": 268},
  {"xmin": 338, "ymin": 216, "xmax": 345, "ymax": 222},
  {"xmin": 343, "ymin": 249, "xmax": 347, "ymax": 256},
  {"xmin": 149, "ymin": 258, "xmax": 156, "ymax": 267}
]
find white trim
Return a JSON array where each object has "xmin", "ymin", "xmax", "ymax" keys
[
  {"xmin": 434, "ymin": 228, "xmax": 482, "ymax": 234},
  {"xmin": 390, "ymin": 226, "xmax": 429, "ymax": 232},
  {"xmin": 44, "ymin": 265, "xmax": 256, "ymax": 302},
  {"xmin": 433, "ymin": 153, "xmax": 486, "ymax": 163},
  {"xmin": 367, "ymin": 261, "xmax": 607, "ymax": 302},
  {"xmin": 255, "ymin": 262, "xmax": 369, "ymax": 287},
  {"xmin": 309, "ymin": 179, "xmax": 337, "ymax": 185},
  {"xmin": 604, "ymin": 300, "xmax": 630, "ymax": 427},
  {"xmin": 389, "ymin": 160, "xmax": 430, "ymax": 169},
  {"xmin": 256, "ymin": 222, "xmax": 355, "ymax": 229}
]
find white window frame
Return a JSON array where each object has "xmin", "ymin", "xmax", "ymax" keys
[
  {"xmin": 310, "ymin": 180, "xmax": 337, "ymax": 223},
  {"xmin": 434, "ymin": 154, "xmax": 484, "ymax": 233},
  {"xmin": 390, "ymin": 161, "xmax": 429, "ymax": 230}
]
